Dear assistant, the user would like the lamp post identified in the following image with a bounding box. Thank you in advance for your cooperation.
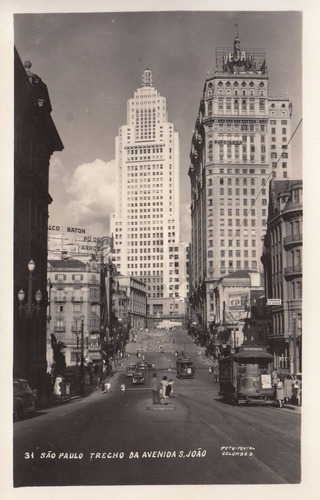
[80,313,85,395]
[17,260,42,383]
[47,278,52,324]
[18,260,42,317]
[292,312,297,375]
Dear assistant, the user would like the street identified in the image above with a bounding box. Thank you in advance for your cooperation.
[14,328,300,486]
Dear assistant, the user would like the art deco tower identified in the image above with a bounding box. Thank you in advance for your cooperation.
[111,69,187,324]
[188,32,292,328]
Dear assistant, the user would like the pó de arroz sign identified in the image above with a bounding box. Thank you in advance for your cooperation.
[48,225,110,254]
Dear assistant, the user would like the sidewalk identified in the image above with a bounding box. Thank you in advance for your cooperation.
[38,373,114,410]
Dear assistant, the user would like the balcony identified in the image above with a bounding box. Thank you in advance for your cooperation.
[90,295,100,304]
[72,296,83,303]
[54,296,66,303]
[283,233,303,248]
[89,277,100,284]
[54,325,66,333]
[284,264,302,278]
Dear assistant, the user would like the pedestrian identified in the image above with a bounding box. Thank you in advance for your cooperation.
[292,375,301,406]
[276,378,284,408]
[150,372,160,405]
[283,375,293,404]
[105,382,112,394]
[101,380,106,393]
[213,366,219,383]
[160,376,168,404]
[271,368,279,398]
[167,379,174,398]
[272,368,278,388]
[120,383,126,397]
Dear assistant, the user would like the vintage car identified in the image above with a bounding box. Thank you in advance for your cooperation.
[126,363,137,377]
[135,361,148,371]
[13,378,38,421]
[132,371,145,385]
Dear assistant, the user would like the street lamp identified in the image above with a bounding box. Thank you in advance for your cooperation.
[79,313,85,395]
[47,278,52,323]
[17,260,43,382]
[18,260,42,317]
[292,312,297,375]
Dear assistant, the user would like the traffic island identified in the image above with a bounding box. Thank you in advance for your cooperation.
[145,398,176,411]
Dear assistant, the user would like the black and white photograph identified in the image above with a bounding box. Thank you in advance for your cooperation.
[1,0,320,498]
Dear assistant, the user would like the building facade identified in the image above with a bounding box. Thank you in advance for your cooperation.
[188,32,292,332]
[110,69,187,325]
[14,50,63,393]
[262,180,302,373]
[117,276,147,330]
[212,270,264,350]
[47,259,101,372]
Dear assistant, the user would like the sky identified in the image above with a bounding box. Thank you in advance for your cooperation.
[13,10,302,241]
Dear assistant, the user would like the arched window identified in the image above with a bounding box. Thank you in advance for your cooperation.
[251,178,255,185]
[220,178,224,185]
[208,178,213,186]
[235,178,239,185]
[228,178,232,185]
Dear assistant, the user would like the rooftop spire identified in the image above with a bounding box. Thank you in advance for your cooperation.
[142,68,153,87]
[234,24,240,54]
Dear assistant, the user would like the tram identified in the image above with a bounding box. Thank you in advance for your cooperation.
[176,357,195,379]
[219,345,274,405]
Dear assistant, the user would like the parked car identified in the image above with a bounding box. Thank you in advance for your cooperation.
[135,361,148,371]
[13,378,38,421]
[126,364,137,377]
[132,371,145,385]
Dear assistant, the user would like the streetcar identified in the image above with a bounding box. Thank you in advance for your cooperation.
[218,345,274,405]
[176,357,195,379]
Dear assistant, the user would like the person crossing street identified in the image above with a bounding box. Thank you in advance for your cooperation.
[150,372,160,405]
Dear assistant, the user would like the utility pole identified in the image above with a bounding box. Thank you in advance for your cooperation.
[293,313,297,375]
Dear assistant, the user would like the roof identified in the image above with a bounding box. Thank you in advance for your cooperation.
[232,351,273,359]
[220,270,263,287]
[269,179,302,218]
[48,259,87,270]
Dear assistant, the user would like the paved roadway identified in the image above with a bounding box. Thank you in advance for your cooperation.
[13,328,300,486]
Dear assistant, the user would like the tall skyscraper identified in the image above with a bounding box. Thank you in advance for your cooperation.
[188,32,292,329]
[111,69,187,325]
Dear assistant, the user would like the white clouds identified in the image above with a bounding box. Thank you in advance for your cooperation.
[49,158,116,234]
[66,158,116,228]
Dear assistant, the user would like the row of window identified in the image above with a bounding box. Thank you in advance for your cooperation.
[217,188,266,196]
[219,261,258,269]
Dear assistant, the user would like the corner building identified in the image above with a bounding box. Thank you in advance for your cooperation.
[111,69,187,325]
[262,180,302,373]
[188,33,292,330]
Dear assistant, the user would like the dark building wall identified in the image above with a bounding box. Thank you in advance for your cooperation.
[14,48,63,392]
